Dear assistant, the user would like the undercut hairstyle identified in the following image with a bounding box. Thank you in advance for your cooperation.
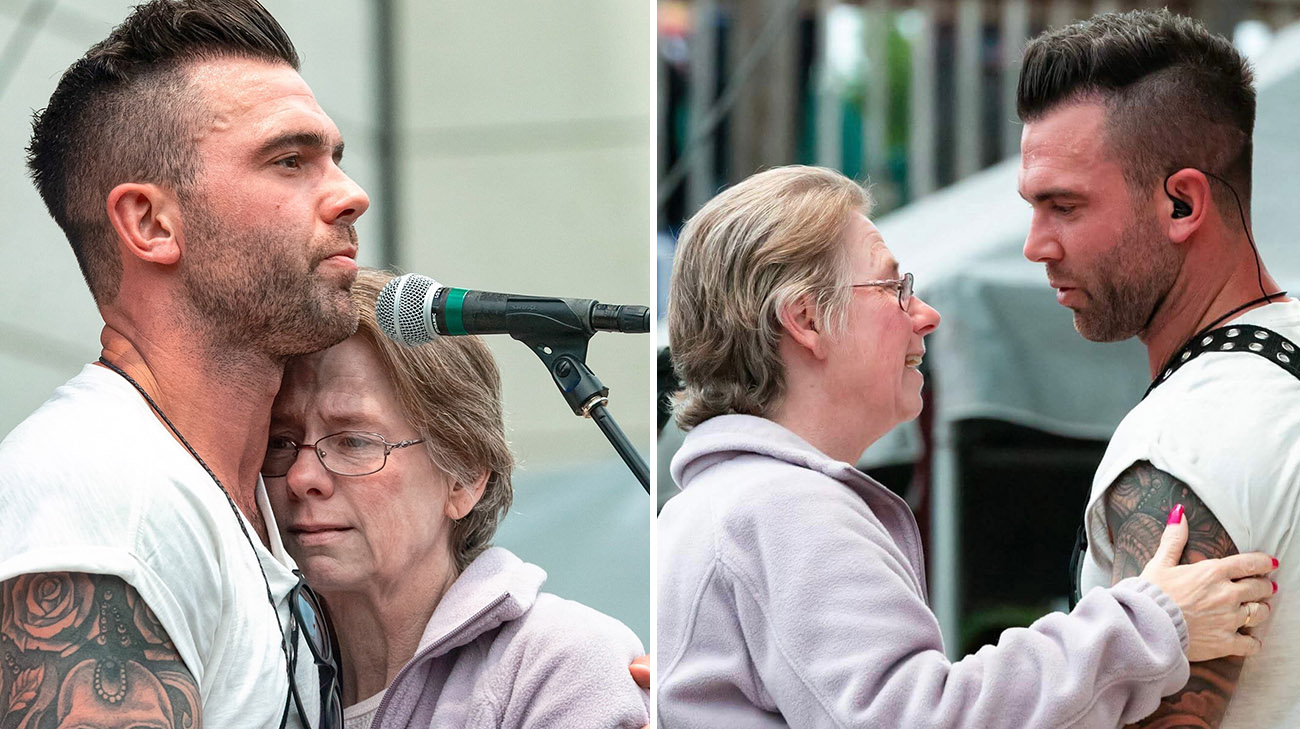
[351,269,515,573]
[1018,10,1255,223]
[27,0,300,305]
[669,165,871,429]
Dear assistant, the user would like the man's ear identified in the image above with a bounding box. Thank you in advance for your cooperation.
[776,293,829,360]
[445,471,489,521]
[1163,168,1212,245]
[106,183,183,265]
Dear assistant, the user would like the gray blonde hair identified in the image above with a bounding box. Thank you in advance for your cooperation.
[668,165,872,429]
[351,268,514,572]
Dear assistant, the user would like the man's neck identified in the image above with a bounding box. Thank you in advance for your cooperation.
[1139,237,1283,378]
[98,322,285,544]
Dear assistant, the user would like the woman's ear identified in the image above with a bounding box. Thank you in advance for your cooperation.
[777,293,829,360]
[445,471,490,521]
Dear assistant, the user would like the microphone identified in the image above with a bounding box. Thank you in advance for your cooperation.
[376,273,650,345]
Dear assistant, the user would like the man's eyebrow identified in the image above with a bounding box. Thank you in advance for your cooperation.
[1018,187,1081,204]
[255,131,345,162]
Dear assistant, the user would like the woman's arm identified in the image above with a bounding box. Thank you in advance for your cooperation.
[720,483,1190,729]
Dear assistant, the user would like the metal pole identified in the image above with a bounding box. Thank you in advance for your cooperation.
[908,0,937,197]
[931,416,962,659]
[374,0,401,267]
[1000,0,1029,161]
[814,0,842,170]
[688,0,720,212]
[863,0,892,183]
[954,0,982,178]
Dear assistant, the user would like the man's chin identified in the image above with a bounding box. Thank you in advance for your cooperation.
[270,298,359,358]
[308,304,360,353]
[1072,312,1137,343]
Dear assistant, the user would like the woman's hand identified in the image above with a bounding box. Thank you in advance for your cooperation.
[630,655,650,729]
[629,654,650,689]
[1140,506,1277,662]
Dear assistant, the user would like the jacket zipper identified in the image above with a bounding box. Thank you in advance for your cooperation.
[368,592,512,728]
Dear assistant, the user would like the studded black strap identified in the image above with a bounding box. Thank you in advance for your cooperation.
[1144,324,1300,399]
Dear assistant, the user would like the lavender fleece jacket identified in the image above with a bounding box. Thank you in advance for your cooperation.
[365,547,649,728]
[657,415,1191,729]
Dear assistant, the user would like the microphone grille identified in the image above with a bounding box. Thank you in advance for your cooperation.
[376,273,439,345]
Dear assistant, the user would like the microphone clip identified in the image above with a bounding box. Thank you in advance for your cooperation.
[517,332,608,418]
[516,330,649,493]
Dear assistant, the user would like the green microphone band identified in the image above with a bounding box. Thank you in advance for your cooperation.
[444,287,469,335]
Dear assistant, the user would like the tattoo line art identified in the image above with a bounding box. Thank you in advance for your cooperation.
[1105,461,1244,729]
[1,572,201,729]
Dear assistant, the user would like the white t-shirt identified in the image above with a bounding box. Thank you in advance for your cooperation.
[344,690,385,729]
[0,364,322,728]
[1081,299,1300,728]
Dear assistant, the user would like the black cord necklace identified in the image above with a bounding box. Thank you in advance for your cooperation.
[1148,291,1288,397]
[95,357,296,679]
[1156,168,1286,378]
[1192,291,1287,342]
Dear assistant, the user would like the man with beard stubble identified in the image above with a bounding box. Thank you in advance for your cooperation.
[0,2,365,727]
[1018,10,1297,728]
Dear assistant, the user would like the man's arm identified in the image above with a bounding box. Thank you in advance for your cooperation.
[1104,460,1243,729]
[1,572,202,729]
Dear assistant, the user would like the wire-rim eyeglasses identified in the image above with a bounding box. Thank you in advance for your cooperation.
[850,272,914,312]
[261,431,426,478]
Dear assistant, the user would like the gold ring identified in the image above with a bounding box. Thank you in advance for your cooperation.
[1244,601,1261,628]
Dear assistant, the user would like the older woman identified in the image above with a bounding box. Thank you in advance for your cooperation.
[657,166,1277,727]
[264,268,649,729]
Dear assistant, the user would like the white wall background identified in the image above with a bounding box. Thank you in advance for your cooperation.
[0,0,650,642]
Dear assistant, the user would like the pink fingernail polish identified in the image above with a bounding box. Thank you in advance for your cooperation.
[1167,504,1185,525]
[1273,581,1278,594]
[1274,557,1280,569]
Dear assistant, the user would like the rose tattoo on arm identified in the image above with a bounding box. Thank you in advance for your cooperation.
[1105,461,1244,729]
[0,572,202,729]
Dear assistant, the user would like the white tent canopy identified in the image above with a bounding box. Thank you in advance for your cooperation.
[871,22,1300,652]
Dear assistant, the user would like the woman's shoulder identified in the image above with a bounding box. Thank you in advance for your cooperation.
[684,451,868,513]
[508,592,644,655]
[691,456,880,539]
[477,591,649,727]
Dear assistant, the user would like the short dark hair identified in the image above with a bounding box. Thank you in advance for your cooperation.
[1018,10,1254,219]
[27,0,300,304]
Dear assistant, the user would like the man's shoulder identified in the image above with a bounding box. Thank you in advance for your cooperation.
[1121,342,1300,449]
[0,366,233,572]
[1,365,190,485]
[1,364,147,461]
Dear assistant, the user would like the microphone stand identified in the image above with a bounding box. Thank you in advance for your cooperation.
[514,331,650,494]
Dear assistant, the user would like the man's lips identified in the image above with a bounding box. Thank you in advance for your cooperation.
[318,249,358,277]
[1055,286,1085,307]
[323,247,358,263]
[1047,275,1083,306]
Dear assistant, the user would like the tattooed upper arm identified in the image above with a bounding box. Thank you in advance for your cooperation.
[0,572,202,729]
[1104,460,1243,729]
